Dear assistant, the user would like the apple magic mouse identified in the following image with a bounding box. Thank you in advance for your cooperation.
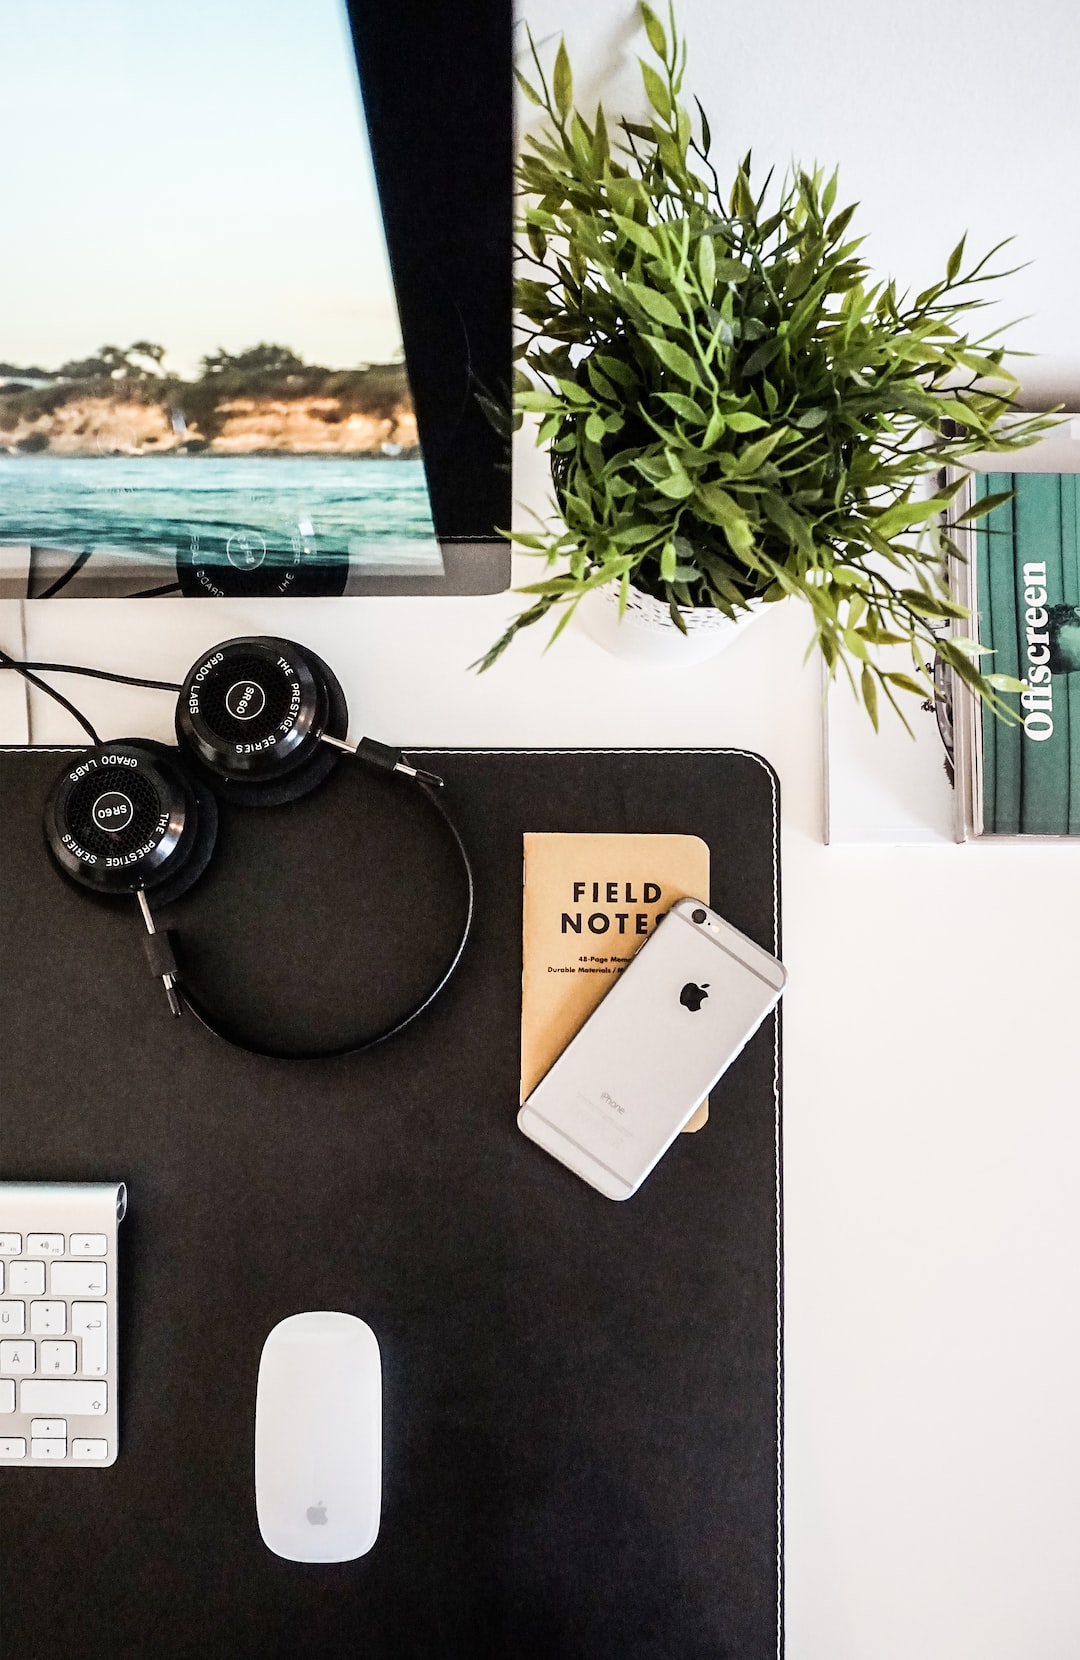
[255,1310,381,1562]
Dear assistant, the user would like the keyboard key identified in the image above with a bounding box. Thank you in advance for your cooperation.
[0,1302,25,1334]
[0,1341,35,1374]
[41,1341,77,1375]
[2,1182,123,1470]
[9,1262,46,1296]
[31,1418,67,1437]
[72,1304,107,1376]
[72,1438,109,1460]
[20,1380,107,1415]
[30,1301,66,1335]
[51,1262,107,1297]
[31,1438,67,1460]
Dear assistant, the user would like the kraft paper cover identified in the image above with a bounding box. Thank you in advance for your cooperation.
[520,832,711,1133]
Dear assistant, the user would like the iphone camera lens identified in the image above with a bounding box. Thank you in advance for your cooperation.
[691,908,707,924]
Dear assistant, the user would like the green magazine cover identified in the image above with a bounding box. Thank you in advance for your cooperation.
[975,473,1080,835]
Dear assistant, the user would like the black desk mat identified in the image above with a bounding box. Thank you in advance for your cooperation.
[0,746,783,1660]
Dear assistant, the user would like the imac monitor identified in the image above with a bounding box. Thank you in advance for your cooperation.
[0,0,511,599]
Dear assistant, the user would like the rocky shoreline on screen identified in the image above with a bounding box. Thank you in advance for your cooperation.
[0,346,419,457]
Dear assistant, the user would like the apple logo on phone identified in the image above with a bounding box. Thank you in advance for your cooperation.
[679,982,709,1012]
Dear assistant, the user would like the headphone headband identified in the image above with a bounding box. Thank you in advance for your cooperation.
[178,772,474,1061]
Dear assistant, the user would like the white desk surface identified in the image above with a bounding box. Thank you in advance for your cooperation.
[1,429,1077,1660]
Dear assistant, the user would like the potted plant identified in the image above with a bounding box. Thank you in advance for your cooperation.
[478,2,1052,727]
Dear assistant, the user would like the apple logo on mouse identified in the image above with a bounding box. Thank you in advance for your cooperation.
[680,982,709,1012]
[306,1501,328,1526]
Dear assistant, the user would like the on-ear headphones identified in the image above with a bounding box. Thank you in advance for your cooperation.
[42,636,474,1059]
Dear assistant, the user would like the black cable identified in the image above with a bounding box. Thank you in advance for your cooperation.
[0,647,101,744]
[37,549,94,600]
[2,660,182,692]
[174,773,475,1061]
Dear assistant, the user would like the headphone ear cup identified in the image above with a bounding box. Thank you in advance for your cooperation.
[217,647,348,807]
[177,639,349,808]
[134,741,219,904]
[43,739,217,902]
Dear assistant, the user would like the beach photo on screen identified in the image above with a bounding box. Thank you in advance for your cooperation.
[0,0,442,593]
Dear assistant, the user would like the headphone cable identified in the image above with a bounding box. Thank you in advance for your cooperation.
[0,647,102,744]
[0,658,181,693]
[0,652,183,743]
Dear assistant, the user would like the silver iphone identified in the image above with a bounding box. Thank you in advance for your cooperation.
[517,898,786,1200]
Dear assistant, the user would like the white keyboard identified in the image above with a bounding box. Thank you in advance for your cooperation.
[0,1181,126,1467]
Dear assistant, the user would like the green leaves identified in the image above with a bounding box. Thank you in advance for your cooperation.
[827,202,858,243]
[658,390,707,422]
[625,280,683,330]
[654,469,695,499]
[872,494,946,538]
[694,485,754,555]
[725,410,768,432]
[640,2,668,59]
[742,336,783,376]
[952,488,1014,524]
[553,39,573,123]
[554,379,595,407]
[762,489,813,556]
[727,429,786,475]
[514,67,543,107]
[491,11,1057,727]
[643,334,706,387]
[697,233,716,298]
[793,406,829,430]
[613,214,662,258]
[946,232,967,283]
[641,61,671,121]
[594,354,639,390]
[897,588,967,621]
[883,671,930,698]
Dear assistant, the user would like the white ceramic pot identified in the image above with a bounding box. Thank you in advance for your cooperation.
[577,581,768,667]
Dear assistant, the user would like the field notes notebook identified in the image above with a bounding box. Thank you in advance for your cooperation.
[520,833,711,1133]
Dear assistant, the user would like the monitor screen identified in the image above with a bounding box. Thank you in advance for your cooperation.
[0,0,510,599]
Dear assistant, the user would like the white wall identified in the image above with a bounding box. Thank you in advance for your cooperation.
[518,0,1080,406]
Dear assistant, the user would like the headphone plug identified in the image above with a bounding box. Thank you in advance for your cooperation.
[324,733,445,789]
[136,890,182,1017]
